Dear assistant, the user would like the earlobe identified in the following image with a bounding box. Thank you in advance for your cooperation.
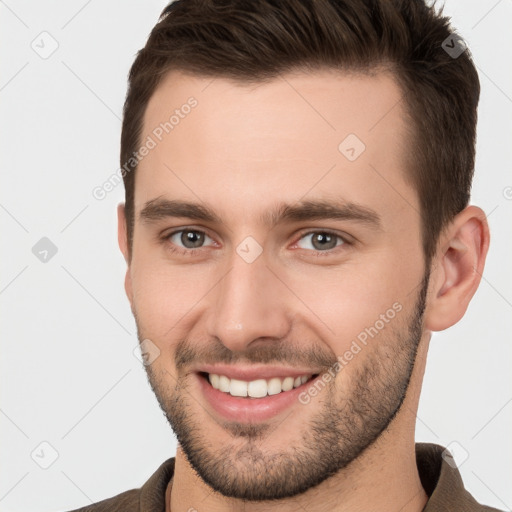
[424,206,490,332]
[117,203,134,305]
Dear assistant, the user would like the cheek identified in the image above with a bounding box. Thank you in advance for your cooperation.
[130,260,215,340]
[282,256,414,351]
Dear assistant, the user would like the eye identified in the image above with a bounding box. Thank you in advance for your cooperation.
[166,229,215,250]
[296,231,347,251]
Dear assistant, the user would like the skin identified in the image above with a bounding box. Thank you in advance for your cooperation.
[117,69,490,512]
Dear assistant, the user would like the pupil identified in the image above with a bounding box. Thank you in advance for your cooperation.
[182,230,204,248]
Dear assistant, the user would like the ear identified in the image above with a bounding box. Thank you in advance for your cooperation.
[424,205,490,332]
[117,203,133,306]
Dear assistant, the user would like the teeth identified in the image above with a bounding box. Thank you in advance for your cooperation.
[267,377,282,396]
[207,373,314,398]
[218,375,230,393]
[281,376,294,391]
[247,379,267,398]
[209,373,220,389]
[230,378,248,397]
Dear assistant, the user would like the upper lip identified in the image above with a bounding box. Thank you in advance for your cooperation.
[195,364,321,381]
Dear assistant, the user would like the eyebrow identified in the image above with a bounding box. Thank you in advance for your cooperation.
[139,197,382,230]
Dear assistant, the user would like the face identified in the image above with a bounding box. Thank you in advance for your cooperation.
[122,69,430,500]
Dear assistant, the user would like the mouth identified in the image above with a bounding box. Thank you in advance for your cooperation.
[199,371,319,399]
[194,365,322,424]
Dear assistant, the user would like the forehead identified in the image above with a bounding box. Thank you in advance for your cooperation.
[136,68,417,228]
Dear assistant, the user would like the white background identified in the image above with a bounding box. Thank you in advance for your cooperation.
[1,1,511,511]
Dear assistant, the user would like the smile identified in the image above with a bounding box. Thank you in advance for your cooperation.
[204,372,317,398]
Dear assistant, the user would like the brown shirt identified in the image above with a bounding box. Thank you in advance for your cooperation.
[66,443,503,511]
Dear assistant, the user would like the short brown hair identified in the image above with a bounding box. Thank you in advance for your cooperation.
[121,0,480,266]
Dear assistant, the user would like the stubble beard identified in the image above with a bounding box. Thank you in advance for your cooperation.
[139,271,429,501]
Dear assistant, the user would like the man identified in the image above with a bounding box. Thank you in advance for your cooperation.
[70,0,500,510]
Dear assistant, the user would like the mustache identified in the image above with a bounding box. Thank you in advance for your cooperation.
[174,337,338,372]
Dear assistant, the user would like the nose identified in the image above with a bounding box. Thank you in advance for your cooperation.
[205,251,292,353]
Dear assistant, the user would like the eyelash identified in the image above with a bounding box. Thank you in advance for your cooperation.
[161,227,353,258]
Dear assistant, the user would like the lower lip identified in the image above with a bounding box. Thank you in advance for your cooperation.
[197,373,319,423]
